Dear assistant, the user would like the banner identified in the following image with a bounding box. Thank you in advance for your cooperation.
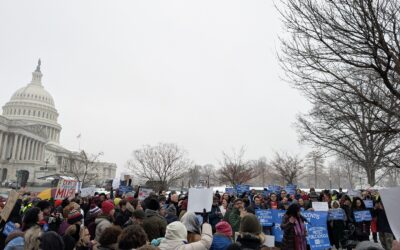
[55,178,77,200]
[353,210,372,222]
[0,190,19,221]
[328,209,345,221]
[272,210,286,242]
[187,188,213,213]
[312,202,329,212]
[80,187,96,197]
[364,200,373,209]
[307,226,331,250]
[235,184,250,196]
[256,209,273,226]
[138,188,153,201]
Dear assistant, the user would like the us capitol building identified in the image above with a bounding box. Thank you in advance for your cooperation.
[0,60,116,186]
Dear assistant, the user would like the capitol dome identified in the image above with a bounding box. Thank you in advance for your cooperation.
[2,60,62,143]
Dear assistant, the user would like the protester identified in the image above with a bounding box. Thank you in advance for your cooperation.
[94,200,115,242]
[209,196,223,232]
[374,199,394,250]
[118,225,148,250]
[281,203,307,250]
[210,221,232,250]
[226,198,245,232]
[142,198,167,242]
[328,200,346,249]
[97,226,122,250]
[39,231,65,250]
[352,197,371,242]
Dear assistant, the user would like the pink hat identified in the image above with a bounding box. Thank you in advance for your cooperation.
[216,221,233,237]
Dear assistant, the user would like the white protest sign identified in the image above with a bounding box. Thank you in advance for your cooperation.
[80,187,96,197]
[112,178,120,189]
[55,178,77,200]
[264,235,275,247]
[187,188,213,213]
[348,189,361,197]
[380,187,400,240]
[139,188,153,201]
[0,190,19,221]
[312,202,329,211]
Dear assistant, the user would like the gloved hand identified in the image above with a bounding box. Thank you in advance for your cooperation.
[202,208,209,224]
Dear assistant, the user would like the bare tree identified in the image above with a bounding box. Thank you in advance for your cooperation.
[252,157,275,187]
[127,143,192,190]
[70,150,103,188]
[305,151,325,188]
[279,0,400,127]
[270,152,304,185]
[217,148,257,186]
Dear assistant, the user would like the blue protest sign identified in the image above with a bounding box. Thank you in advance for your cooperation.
[364,200,373,209]
[354,210,372,222]
[3,221,16,236]
[263,188,270,198]
[285,184,297,195]
[267,185,281,194]
[272,210,286,242]
[307,226,331,250]
[235,184,250,196]
[328,209,345,221]
[118,185,133,195]
[256,209,273,226]
[301,211,328,226]
[225,187,235,195]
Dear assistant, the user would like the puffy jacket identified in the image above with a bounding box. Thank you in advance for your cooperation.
[159,223,213,250]
[210,234,231,250]
[142,209,167,241]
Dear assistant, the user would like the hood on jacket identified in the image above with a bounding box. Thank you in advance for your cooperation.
[165,221,187,241]
[95,216,110,225]
[180,212,201,234]
[145,208,161,218]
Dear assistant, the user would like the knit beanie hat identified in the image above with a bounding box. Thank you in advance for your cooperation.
[101,201,115,215]
[36,200,51,211]
[216,221,233,237]
[132,209,146,220]
[165,221,188,241]
[54,200,63,208]
[240,214,262,235]
[67,209,83,224]
[147,198,160,211]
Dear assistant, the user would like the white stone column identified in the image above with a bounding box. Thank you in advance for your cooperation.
[1,133,8,160]
[35,142,40,161]
[39,143,44,161]
[0,132,3,159]
[11,134,19,160]
[26,139,32,161]
[20,136,26,160]
[31,141,37,161]
[16,135,22,160]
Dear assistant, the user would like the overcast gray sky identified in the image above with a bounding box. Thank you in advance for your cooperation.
[0,0,310,173]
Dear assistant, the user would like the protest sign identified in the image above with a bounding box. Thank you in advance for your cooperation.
[112,178,120,189]
[364,199,373,209]
[354,210,372,222]
[312,202,329,212]
[1,190,19,221]
[348,189,361,197]
[55,178,77,200]
[285,184,297,195]
[272,210,286,242]
[2,221,16,236]
[225,187,235,195]
[301,211,328,226]
[307,226,331,250]
[187,188,213,213]
[328,209,345,221]
[256,209,274,226]
[138,188,153,201]
[264,235,275,247]
[118,185,133,195]
[235,184,250,196]
[267,185,281,194]
[380,187,400,240]
[80,186,96,197]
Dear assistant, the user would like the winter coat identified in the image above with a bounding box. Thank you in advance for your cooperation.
[227,208,241,233]
[351,209,371,241]
[209,205,223,231]
[280,215,306,250]
[142,209,167,241]
[227,234,268,250]
[210,233,231,250]
[114,209,131,228]
[159,223,213,250]
[4,231,25,250]
[375,208,392,234]
[94,216,112,242]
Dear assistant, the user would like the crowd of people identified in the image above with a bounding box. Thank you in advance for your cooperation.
[0,186,398,250]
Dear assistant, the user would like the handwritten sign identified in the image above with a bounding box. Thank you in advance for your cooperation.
[0,190,19,221]
[312,202,329,212]
[138,188,153,201]
[187,188,213,213]
[80,187,96,197]
[55,178,77,200]
[256,209,273,226]
[354,210,372,222]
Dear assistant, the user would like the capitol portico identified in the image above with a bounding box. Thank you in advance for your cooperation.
[0,60,116,185]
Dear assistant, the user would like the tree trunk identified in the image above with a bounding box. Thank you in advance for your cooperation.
[366,168,376,186]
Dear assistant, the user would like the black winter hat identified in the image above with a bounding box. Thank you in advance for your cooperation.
[36,200,51,211]
[147,198,160,211]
